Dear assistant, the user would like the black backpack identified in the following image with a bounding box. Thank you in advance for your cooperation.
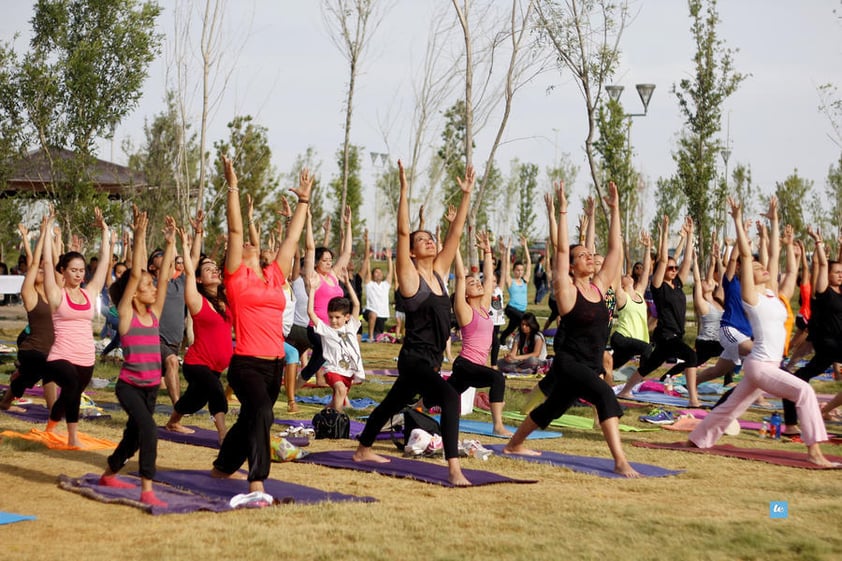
[390,407,442,451]
[312,407,351,439]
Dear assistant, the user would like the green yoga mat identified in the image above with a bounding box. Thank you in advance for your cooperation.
[493,410,657,432]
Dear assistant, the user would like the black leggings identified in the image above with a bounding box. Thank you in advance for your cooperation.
[174,363,228,417]
[639,336,698,377]
[609,332,653,371]
[10,349,48,398]
[108,380,158,479]
[300,325,325,381]
[783,338,842,426]
[213,355,282,482]
[490,325,502,366]
[498,305,525,346]
[449,356,506,403]
[530,352,623,427]
[45,360,94,423]
[359,348,461,459]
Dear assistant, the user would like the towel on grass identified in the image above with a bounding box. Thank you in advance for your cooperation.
[298,450,538,487]
[485,444,682,478]
[295,395,379,409]
[1,428,116,450]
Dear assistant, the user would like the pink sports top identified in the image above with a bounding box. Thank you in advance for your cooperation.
[458,306,493,366]
[48,288,95,366]
[184,297,234,372]
[119,311,162,387]
[312,272,344,324]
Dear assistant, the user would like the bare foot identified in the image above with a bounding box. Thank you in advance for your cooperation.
[807,453,841,468]
[502,444,541,456]
[449,471,472,487]
[614,461,642,478]
[67,438,82,449]
[165,422,195,434]
[210,468,247,480]
[617,392,633,400]
[287,401,299,413]
[2,404,26,413]
[352,448,391,463]
[687,402,704,409]
[492,427,514,438]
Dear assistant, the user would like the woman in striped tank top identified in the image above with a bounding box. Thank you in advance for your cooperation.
[98,211,176,506]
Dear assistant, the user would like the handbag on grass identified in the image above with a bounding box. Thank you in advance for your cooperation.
[312,407,351,439]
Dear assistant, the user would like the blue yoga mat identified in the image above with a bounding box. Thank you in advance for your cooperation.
[0,511,36,525]
[442,417,561,440]
[486,445,683,479]
[295,395,379,409]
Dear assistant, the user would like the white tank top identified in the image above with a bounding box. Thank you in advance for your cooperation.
[743,289,786,362]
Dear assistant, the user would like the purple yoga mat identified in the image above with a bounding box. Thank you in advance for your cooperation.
[485,445,683,478]
[633,441,842,470]
[275,418,392,441]
[0,384,44,397]
[297,450,538,487]
[152,469,376,505]
[157,426,309,449]
[58,473,230,515]
[2,403,110,423]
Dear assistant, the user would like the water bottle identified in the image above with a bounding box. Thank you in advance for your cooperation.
[759,421,769,438]
[664,375,673,394]
[770,412,782,440]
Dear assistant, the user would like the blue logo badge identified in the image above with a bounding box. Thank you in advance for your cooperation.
[770,501,788,519]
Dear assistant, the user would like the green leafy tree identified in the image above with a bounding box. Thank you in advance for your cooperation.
[513,161,539,240]
[285,147,325,240]
[773,169,813,237]
[208,115,281,245]
[125,91,200,241]
[328,144,365,247]
[650,177,686,242]
[8,0,161,240]
[672,0,745,261]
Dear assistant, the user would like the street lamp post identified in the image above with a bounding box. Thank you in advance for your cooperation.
[369,152,390,258]
[605,83,656,248]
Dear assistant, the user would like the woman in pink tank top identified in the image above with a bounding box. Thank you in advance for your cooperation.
[448,232,511,436]
[43,208,112,448]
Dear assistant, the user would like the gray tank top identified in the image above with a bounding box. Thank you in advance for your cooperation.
[697,306,723,341]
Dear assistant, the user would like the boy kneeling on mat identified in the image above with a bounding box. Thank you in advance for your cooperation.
[307,270,365,410]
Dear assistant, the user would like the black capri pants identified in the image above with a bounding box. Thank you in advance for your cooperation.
[174,363,229,417]
[638,336,698,377]
[449,356,506,403]
[108,380,159,479]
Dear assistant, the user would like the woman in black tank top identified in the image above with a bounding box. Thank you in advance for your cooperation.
[504,182,641,478]
[354,160,475,486]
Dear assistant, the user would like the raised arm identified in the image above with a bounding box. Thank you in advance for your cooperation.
[501,237,512,289]
[433,165,475,277]
[189,210,205,264]
[118,211,148,335]
[21,215,49,311]
[521,235,532,283]
[246,194,260,249]
[691,253,708,318]
[42,216,61,310]
[340,268,360,318]
[303,209,316,279]
[276,168,313,277]
[554,183,577,315]
[17,224,32,268]
[385,246,393,288]
[779,224,798,299]
[151,217,177,319]
[728,197,757,306]
[322,215,332,248]
[594,182,622,291]
[86,208,112,297]
[764,196,780,293]
[651,215,670,289]
[545,192,558,251]
[395,160,420,297]
[633,230,653,295]
[478,231,494,310]
[808,226,829,294]
[180,229,203,316]
[756,220,769,270]
[677,216,694,284]
[222,156,244,274]
[452,247,472,328]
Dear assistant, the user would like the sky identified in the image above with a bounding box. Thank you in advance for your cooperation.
[3,1,842,242]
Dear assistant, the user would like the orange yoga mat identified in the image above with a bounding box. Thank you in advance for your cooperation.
[0,428,117,450]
